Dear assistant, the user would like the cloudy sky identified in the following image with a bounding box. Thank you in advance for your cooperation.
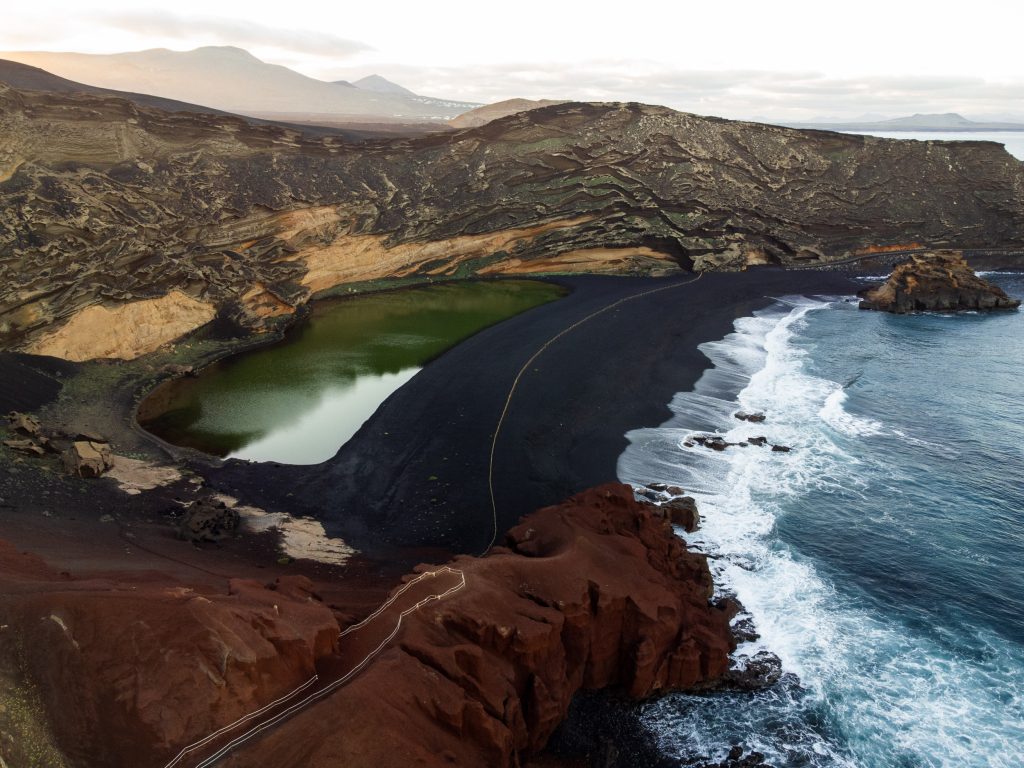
[4,0,1023,121]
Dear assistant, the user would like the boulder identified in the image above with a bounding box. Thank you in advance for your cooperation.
[177,498,241,542]
[661,496,701,532]
[771,444,792,453]
[747,436,768,446]
[858,251,1021,313]
[731,616,761,644]
[6,411,42,437]
[62,440,114,477]
[3,438,45,457]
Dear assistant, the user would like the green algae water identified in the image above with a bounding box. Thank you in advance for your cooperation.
[140,280,563,464]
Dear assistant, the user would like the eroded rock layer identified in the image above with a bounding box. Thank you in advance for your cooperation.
[3,84,1023,359]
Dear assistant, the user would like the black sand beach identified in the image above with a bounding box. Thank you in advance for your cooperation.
[208,269,860,559]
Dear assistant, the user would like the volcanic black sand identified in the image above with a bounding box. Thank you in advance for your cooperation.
[0,353,77,413]
[208,269,860,559]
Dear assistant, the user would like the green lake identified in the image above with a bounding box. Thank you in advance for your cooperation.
[139,280,563,464]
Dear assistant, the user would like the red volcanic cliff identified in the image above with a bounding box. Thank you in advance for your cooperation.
[222,484,734,767]
[0,484,733,767]
[0,541,339,768]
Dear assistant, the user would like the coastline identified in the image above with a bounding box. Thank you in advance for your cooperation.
[206,269,862,563]
[0,267,863,767]
[616,277,1024,767]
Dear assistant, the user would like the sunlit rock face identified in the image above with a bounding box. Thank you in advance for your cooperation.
[3,84,1023,359]
[858,251,1021,312]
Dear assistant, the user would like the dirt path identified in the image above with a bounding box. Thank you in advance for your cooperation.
[164,568,466,768]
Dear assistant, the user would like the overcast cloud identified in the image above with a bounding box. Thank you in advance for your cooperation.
[3,0,1023,122]
[349,62,1024,122]
[99,11,371,58]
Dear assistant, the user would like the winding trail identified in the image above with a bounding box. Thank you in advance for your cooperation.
[162,567,466,768]
[483,270,704,553]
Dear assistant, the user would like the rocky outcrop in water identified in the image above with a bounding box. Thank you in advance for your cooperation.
[2,81,1023,360]
[858,251,1021,313]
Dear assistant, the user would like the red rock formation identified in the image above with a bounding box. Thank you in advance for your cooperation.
[0,541,339,768]
[1,484,732,767]
[223,484,734,767]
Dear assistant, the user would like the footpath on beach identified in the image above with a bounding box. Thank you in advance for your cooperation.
[163,567,467,768]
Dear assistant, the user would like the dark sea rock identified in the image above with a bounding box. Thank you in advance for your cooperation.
[724,650,784,691]
[692,434,735,451]
[858,251,1021,313]
[661,496,701,531]
[732,616,761,644]
[735,411,766,423]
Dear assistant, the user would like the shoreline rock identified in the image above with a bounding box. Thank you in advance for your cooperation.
[858,251,1021,313]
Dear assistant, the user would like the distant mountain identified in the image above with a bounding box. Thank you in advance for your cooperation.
[790,112,1024,132]
[0,46,477,123]
[804,112,892,124]
[0,58,233,113]
[354,74,416,97]
[347,73,480,115]
[449,98,567,129]
[0,57,389,138]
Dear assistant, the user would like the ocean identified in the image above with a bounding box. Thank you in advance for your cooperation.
[842,131,1024,161]
[618,274,1024,767]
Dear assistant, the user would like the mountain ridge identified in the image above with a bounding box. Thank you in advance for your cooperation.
[2,85,1022,360]
[0,58,416,140]
[0,46,477,122]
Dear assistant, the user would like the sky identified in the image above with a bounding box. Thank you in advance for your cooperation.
[4,0,1023,121]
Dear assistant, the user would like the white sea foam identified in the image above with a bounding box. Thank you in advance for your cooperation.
[819,389,884,437]
[618,298,1024,767]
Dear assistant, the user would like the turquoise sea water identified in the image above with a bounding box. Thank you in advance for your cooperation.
[619,275,1024,767]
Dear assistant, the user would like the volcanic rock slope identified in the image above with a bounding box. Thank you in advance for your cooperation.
[2,84,1023,359]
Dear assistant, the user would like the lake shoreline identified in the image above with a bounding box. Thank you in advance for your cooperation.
[204,268,863,564]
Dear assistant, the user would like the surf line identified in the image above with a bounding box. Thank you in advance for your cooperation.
[484,270,704,554]
[162,567,467,768]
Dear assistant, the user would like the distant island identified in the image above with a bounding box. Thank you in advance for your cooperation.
[788,112,1024,132]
